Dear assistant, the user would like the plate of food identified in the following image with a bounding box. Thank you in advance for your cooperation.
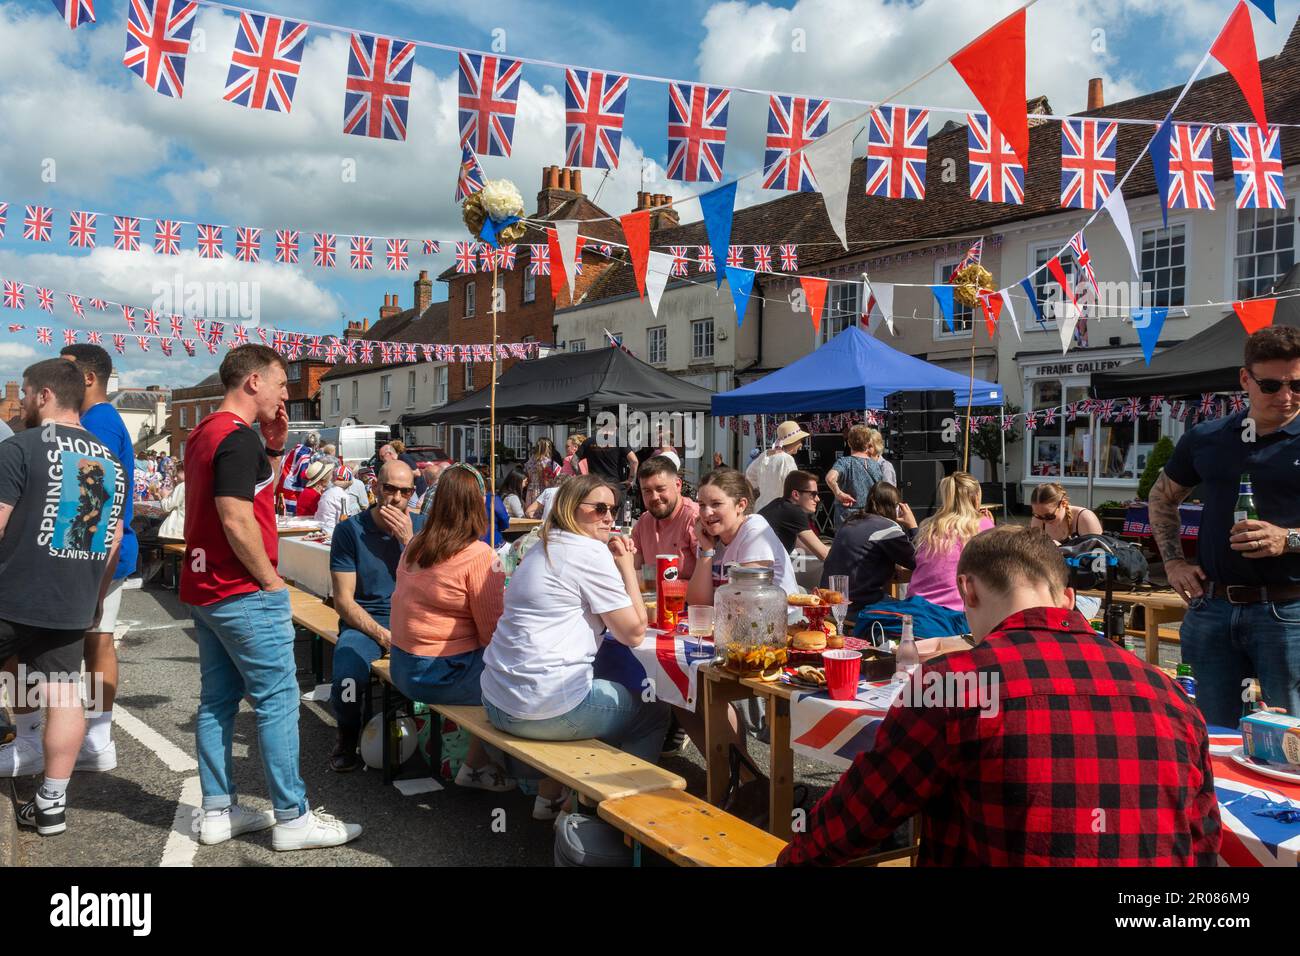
[1229,748,1300,785]
[781,665,827,690]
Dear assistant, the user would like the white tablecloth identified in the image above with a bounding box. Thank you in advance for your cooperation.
[279,537,332,598]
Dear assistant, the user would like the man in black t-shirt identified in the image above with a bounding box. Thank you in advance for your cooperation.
[578,423,638,491]
[758,470,829,560]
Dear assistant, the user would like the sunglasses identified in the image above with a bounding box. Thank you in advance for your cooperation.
[1247,370,1300,395]
[382,483,415,496]
[580,501,615,516]
[798,488,820,498]
[1031,511,1059,522]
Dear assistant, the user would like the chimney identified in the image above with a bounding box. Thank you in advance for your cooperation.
[414,270,432,315]
[1087,77,1104,111]
[650,194,680,230]
[4,382,15,403]
[545,165,560,189]
[379,293,401,321]
[559,168,572,191]
[571,170,583,195]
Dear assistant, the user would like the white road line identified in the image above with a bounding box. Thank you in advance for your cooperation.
[113,706,198,774]
[160,776,201,868]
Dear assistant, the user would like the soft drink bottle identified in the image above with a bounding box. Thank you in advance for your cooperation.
[1175,662,1197,700]
[895,615,919,680]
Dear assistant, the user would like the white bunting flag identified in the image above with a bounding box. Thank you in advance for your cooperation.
[999,289,1021,341]
[556,220,580,301]
[1102,185,1141,278]
[645,250,673,317]
[865,278,894,335]
[804,123,855,250]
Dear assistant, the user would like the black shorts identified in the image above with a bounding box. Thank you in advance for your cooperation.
[0,619,85,681]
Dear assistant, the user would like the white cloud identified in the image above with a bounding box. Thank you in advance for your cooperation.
[0,342,36,361]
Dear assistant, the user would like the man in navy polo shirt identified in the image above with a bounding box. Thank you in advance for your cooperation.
[1150,325,1300,726]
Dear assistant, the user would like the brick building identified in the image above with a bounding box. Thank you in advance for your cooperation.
[1,381,20,429]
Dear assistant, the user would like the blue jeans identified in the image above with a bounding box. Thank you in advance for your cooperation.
[390,646,485,707]
[191,588,308,822]
[484,679,671,765]
[1179,595,1300,728]
[330,626,385,733]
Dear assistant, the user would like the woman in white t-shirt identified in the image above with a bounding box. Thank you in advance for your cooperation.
[686,467,798,606]
[480,474,670,819]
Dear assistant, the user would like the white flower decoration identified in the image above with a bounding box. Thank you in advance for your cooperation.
[480,179,525,222]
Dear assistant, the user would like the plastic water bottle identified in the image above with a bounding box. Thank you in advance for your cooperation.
[895,615,919,680]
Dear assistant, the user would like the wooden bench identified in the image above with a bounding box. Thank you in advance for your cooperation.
[1080,588,1185,665]
[161,542,186,590]
[598,789,785,867]
[286,586,338,684]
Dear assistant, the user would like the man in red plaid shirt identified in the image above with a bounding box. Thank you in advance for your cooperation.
[779,526,1221,866]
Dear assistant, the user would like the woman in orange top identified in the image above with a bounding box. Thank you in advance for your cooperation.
[390,465,512,791]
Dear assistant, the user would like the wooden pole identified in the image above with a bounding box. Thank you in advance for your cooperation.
[963,338,976,472]
[489,260,499,545]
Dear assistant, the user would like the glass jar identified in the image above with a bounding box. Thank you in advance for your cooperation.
[713,566,788,675]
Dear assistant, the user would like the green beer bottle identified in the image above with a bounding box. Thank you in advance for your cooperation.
[1234,473,1259,524]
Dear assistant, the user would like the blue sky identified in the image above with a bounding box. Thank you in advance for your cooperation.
[0,0,1293,391]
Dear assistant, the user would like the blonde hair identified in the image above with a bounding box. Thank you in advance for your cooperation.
[1030,482,1069,510]
[540,474,614,561]
[846,424,872,453]
[567,433,586,449]
[914,471,984,558]
[532,437,556,462]
[864,427,885,457]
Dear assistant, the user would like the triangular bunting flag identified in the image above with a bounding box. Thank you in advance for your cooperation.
[1248,0,1276,21]
[1211,2,1268,131]
[978,290,1003,339]
[555,221,580,301]
[1233,298,1277,333]
[547,228,566,301]
[1150,119,1173,229]
[799,276,829,333]
[803,123,855,249]
[701,182,737,290]
[865,278,894,335]
[1134,307,1169,364]
[726,266,756,325]
[1102,185,1141,277]
[619,210,651,299]
[999,289,1022,341]
[950,8,1029,168]
[931,285,956,333]
[1018,278,1044,327]
[1046,256,1081,315]
[645,250,673,317]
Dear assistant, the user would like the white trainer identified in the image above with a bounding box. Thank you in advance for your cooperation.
[0,736,44,778]
[271,808,362,852]
[454,761,515,792]
[199,804,277,846]
[75,740,118,773]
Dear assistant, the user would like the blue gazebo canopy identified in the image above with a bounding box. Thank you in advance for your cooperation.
[711,326,1004,415]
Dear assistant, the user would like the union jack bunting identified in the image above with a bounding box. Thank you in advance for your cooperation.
[598,243,612,258]
[1068,231,1100,303]
[456,143,486,203]
[52,0,95,30]
[948,238,984,280]
[1099,399,1115,421]
[1124,398,1142,422]
[122,305,135,330]
[726,245,745,269]
[1149,397,1164,421]
[422,240,441,255]
[67,294,84,319]
[182,338,195,356]
[1228,393,1247,414]
[3,281,24,310]
[192,317,205,337]
[359,341,374,363]
[169,314,183,336]
[142,309,160,335]
[669,246,690,277]
[223,13,308,113]
[123,0,199,98]
[271,330,286,352]
[345,33,416,141]
[112,333,125,353]
[564,69,628,170]
[235,227,261,263]
[1042,407,1057,426]
[36,327,51,344]
[458,53,521,157]
[136,335,150,352]
[865,106,929,200]
[454,241,477,274]
[275,229,299,263]
[160,338,172,356]
[762,95,829,192]
[478,243,494,269]
[113,216,141,251]
[666,83,731,183]
[753,245,773,272]
[0,202,7,239]
[1060,119,1117,209]
[154,219,182,255]
[1228,125,1286,209]
[89,297,107,311]
[1199,393,1219,418]
[232,324,248,346]
[68,211,97,248]
[23,205,52,242]
[696,246,715,274]
[527,244,550,275]
[36,288,54,313]
[62,328,76,345]
[1025,411,1039,431]
[385,239,408,271]
[197,224,223,259]
[307,335,323,358]
[1167,124,1216,210]
[313,233,336,268]
[494,244,517,270]
[1066,402,1078,422]
[86,331,101,344]
[1208,728,1300,866]
[205,339,219,355]
[780,244,799,270]
[967,112,1024,204]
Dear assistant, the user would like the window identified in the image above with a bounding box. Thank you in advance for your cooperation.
[819,283,859,343]
[464,363,474,390]
[406,370,416,408]
[935,261,974,336]
[505,425,527,458]
[523,270,536,304]
[1140,224,1187,308]
[691,319,714,360]
[464,281,476,317]
[287,363,301,382]
[379,374,392,409]
[434,366,448,405]
[351,380,358,411]
[179,440,185,458]
[1027,382,1091,478]
[178,406,188,428]
[569,339,586,353]
[1234,198,1296,299]
[329,385,340,416]
[647,326,667,365]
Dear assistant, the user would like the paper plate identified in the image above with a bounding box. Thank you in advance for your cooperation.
[1229,747,1300,785]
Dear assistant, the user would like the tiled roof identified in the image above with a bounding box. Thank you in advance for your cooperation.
[320,301,450,381]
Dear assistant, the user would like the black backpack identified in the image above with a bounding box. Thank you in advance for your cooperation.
[1057,534,1150,590]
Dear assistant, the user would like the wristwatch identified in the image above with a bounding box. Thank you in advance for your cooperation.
[698,547,716,559]
[1287,529,1300,553]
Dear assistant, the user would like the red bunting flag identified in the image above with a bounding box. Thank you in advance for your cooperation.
[949,8,1028,168]
[619,210,650,299]
[1210,2,1268,131]
[798,276,828,334]
[978,290,1003,338]
[1233,297,1277,333]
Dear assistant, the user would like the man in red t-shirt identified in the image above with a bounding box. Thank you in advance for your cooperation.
[183,344,361,853]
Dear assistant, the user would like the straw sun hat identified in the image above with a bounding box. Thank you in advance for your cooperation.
[774,421,811,447]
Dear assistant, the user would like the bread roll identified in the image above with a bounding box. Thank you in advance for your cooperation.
[815,588,845,605]
[787,593,822,607]
[825,633,845,650]
[792,630,827,652]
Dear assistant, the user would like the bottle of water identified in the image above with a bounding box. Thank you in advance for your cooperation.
[895,615,919,680]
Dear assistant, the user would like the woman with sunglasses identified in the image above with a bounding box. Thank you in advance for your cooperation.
[1028,482,1102,543]
[480,474,668,819]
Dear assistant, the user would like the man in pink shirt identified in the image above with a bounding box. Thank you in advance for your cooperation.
[632,456,699,579]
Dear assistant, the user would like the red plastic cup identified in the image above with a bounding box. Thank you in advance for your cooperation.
[823,650,863,701]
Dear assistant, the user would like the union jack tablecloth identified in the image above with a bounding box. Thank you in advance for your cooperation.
[625,629,713,712]
[1208,727,1300,867]
[789,680,901,770]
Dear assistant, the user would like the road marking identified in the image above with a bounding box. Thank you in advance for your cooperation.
[114,706,198,774]
[160,776,201,868]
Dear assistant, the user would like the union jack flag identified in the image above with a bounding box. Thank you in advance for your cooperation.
[89,297,107,311]
[456,143,486,203]
[458,53,521,157]
[67,294,84,319]
[123,305,135,330]
[753,245,773,272]
[205,339,219,355]
[344,33,416,141]
[527,244,550,275]
[669,246,690,277]
[1098,399,1115,421]
[1199,393,1219,419]
[726,245,745,269]
[564,69,628,170]
[780,244,799,270]
[235,227,261,263]
[136,335,150,352]
[968,112,1024,204]
[232,324,248,346]
[477,242,493,270]
[1148,396,1164,421]
[161,337,176,356]
[86,331,101,344]
[271,330,287,353]
[123,0,199,99]
[113,216,141,251]
[154,219,181,255]
[494,244,517,270]
[1123,398,1141,422]
[359,341,374,363]
[1228,392,1247,414]
[37,327,51,344]
[1043,407,1057,426]
[1066,402,1078,422]
[197,224,223,259]
[182,338,195,356]
[169,314,183,336]
[1068,231,1100,303]
[422,240,441,255]
[223,13,308,113]
[1209,730,1300,867]
[63,328,77,345]
[23,205,52,242]
[142,309,160,335]
[37,288,54,313]
[454,241,477,274]
[192,317,205,337]
[696,246,715,274]
[68,211,97,248]
[275,229,299,263]
[1167,124,1216,210]
[307,335,323,358]
[762,95,829,192]
[666,83,731,183]
[1060,119,1117,209]
[52,0,95,30]
[313,233,336,268]
[865,106,929,200]
[350,237,373,270]
[4,281,24,310]
[112,333,125,354]
[948,238,985,280]
[1228,125,1286,210]
[385,239,408,271]
[0,202,6,239]
[1025,411,1038,431]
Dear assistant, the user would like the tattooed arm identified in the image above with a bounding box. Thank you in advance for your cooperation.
[1148,472,1206,602]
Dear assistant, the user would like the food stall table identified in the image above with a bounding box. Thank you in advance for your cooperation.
[1207,726,1300,867]
[502,517,542,539]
